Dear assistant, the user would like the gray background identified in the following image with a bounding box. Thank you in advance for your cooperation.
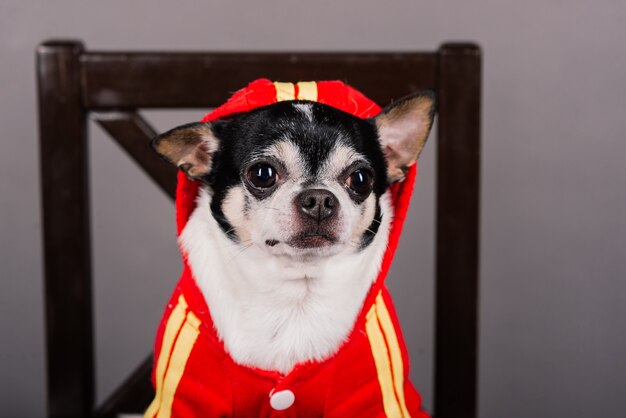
[1,0,625,417]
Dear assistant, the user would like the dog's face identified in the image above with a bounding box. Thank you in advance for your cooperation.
[153,92,435,260]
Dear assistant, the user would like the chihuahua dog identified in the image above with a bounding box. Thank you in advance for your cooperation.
[152,91,435,376]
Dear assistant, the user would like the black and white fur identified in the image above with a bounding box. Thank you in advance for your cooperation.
[153,93,435,374]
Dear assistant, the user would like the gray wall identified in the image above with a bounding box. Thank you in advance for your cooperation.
[1,1,625,417]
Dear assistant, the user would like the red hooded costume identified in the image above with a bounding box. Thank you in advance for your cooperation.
[144,79,429,418]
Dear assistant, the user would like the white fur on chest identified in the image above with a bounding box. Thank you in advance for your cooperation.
[179,188,392,374]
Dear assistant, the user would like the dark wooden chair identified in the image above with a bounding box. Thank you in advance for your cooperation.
[37,39,481,418]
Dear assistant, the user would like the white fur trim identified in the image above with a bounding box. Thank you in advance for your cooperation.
[179,189,393,374]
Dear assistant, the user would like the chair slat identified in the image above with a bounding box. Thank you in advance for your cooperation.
[94,355,155,418]
[80,52,437,109]
[94,112,177,199]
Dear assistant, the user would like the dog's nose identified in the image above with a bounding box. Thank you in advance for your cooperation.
[297,189,338,221]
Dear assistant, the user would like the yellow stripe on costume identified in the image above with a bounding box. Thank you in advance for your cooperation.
[376,294,411,418]
[296,81,318,101]
[156,311,201,418]
[144,295,188,418]
[366,302,403,418]
[274,82,296,101]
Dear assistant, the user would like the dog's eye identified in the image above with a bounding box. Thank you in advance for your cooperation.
[247,163,277,189]
[346,169,373,195]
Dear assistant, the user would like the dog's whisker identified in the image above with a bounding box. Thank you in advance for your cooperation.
[223,226,238,235]
[226,242,255,265]
[215,239,252,250]
[347,241,361,249]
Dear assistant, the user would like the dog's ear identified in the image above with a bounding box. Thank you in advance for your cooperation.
[373,91,436,182]
[152,122,220,180]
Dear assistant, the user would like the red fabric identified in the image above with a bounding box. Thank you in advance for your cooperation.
[148,79,428,417]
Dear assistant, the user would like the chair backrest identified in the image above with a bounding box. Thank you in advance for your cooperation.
[37,40,481,418]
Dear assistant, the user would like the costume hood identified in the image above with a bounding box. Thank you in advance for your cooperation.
[175,79,417,314]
